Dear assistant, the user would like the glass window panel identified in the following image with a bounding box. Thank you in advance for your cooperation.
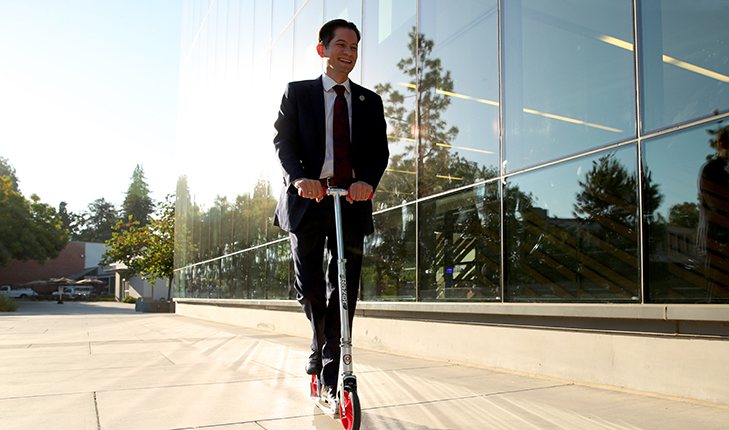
[272,0,295,37]
[230,251,255,299]
[324,0,362,25]
[362,204,417,301]
[225,0,241,81]
[504,145,641,302]
[293,0,324,80]
[363,0,417,209]
[502,0,636,173]
[643,120,729,303]
[416,0,499,197]
[267,241,295,299]
[253,0,272,64]
[639,0,729,134]
[271,29,295,96]
[249,247,267,299]
[236,0,255,83]
[212,0,227,84]
[270,3,295,91]
[418,183,501,302]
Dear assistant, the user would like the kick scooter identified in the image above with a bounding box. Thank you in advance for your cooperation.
[308,187,363,430]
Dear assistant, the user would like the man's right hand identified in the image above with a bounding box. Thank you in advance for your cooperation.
[294,178,325,202]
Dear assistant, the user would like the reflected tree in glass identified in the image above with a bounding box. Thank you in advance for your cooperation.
[506,150,658,302]
[418,175,502,302]
[572,154,654,299]
[362,206,416,301]
[375,28,490,204]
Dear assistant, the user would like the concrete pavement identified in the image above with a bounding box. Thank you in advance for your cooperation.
[1,300,728,430]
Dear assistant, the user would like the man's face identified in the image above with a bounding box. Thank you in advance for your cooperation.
[318,27,358,81]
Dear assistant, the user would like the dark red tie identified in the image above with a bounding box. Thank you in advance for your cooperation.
[333,85,352,187]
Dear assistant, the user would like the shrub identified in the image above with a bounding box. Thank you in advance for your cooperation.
[0,295,18,312]
[122,296,137,303]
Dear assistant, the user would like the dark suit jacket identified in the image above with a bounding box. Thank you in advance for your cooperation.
[273,76,389,234]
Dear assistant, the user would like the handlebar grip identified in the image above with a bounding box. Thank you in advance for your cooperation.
[347,189,374,200]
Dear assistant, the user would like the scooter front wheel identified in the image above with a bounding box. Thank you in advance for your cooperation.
[339,387,361,430]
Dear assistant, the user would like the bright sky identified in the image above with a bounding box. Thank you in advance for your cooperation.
[0,0,182,214]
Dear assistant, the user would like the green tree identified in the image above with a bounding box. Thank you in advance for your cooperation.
[668,202,700,229]
[0,157,19,191]
[101,195,176,300]
[75,198,121,242]
[0,176,69,266]
[123,164,155,227]
[58,201,80,238]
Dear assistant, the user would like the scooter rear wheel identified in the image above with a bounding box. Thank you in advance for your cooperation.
[339,387,361,430]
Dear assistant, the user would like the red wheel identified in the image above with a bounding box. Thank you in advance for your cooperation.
[339,387,361,430]
[310,374,319,398]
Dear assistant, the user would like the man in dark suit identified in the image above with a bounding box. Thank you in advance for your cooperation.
[272,19,389,404]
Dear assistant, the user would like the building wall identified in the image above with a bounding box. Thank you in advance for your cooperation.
[174,0,729,305]
[115,273,170,301]
[0,241,86,286]
[172,0,729,405]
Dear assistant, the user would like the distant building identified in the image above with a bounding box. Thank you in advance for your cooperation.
[0,241,114,293]
[104,262,169,301]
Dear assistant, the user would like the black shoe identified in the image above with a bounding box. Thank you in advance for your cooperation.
[306,352,322,375]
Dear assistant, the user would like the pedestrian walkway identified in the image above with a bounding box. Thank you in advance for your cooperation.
[1,301,727,430]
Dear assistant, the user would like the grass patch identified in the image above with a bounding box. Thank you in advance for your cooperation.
[122,296,137,303]
[0,295,18,312]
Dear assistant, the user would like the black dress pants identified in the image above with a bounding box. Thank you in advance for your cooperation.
[289,196,364,386]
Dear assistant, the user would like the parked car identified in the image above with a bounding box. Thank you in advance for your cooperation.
[0,285,38,299]
[51,287,94,301]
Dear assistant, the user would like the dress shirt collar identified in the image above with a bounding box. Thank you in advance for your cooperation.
[322,74,351,94]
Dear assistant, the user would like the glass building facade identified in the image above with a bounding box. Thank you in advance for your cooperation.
[174,0,729,305]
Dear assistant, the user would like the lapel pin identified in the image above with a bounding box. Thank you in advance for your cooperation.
[359,95,365,101]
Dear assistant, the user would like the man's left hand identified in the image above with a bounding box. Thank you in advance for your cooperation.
[347,181,373,204]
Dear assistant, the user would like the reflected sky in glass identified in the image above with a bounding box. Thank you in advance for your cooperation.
[503,0,636,172]
[639,0,729,133]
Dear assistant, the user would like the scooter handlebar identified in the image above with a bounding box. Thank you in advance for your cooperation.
[323,187,374,200]
[296,185,374,200]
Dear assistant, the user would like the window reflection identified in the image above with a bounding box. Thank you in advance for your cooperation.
[174,175,283,266]
[362,204,417,300]
[502,0,636,172]
[293,0,324,80]
[419,183,501,301]
[374,0,499,202]
[639,0,729,133]
[644,121,729,303]
[363,1,417,208]
[266,241,294,299]
[505,146,641,302]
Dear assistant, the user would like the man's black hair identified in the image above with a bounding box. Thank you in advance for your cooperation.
[319,19,361,48]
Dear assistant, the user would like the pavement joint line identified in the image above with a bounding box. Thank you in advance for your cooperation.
[0,336,240,350]
[0,375,304,401]
[356,363,461,375]
[362,383,574,413]
[93,391,101,430]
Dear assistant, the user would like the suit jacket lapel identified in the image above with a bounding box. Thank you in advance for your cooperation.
[350,82,363,146]
[309,77,326,150]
